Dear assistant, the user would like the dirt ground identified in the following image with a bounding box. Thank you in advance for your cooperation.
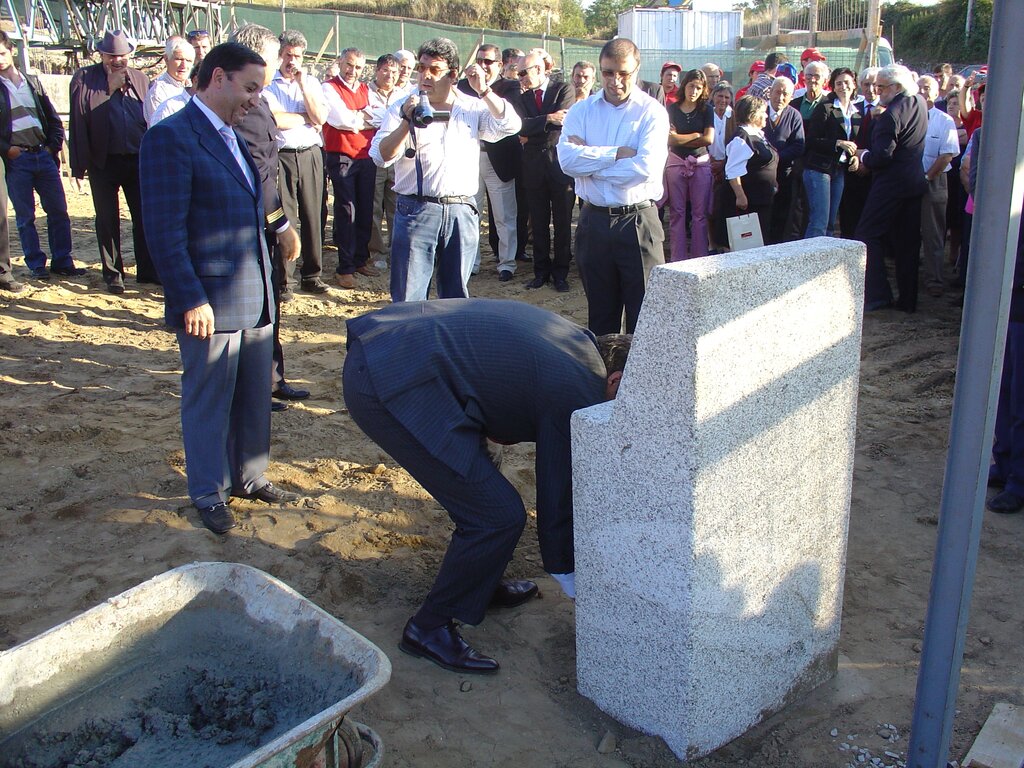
[0,178,1021,768]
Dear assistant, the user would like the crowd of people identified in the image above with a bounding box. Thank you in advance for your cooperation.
[0,27,1012,670]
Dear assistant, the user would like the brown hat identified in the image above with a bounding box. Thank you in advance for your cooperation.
[96,30,135,56]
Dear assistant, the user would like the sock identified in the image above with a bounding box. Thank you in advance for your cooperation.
[550,572,576,599]
[412,606,450,630]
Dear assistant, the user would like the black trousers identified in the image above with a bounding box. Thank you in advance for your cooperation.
[575,203,664,335]
[523,147,574,281]
[325,152,375,275]
[343,341,525,625]
[268,230,286,391]
[0,161,12,282]
[88,154,155,284]
[857,191,923,311]
[279,147,325,285]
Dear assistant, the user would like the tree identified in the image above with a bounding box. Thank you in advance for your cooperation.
[584,0,633,38]
[555,0,587,38]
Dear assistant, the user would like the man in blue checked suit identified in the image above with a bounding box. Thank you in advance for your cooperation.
[140,43,299,535]
[343,298,631,673]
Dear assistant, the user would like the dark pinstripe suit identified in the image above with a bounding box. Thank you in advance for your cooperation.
[343,299,607,624]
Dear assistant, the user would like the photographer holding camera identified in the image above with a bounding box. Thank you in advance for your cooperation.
[370,38,521,303]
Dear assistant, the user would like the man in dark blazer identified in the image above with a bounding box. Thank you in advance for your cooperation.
[855,65,928,312]
[344,299,630,673]
[69,30,155,292]
[764,76,805,244]
[230,23,307,411]
[515,51,576,292]
[457,44,522,281]
[140,43,299,535]
[839,67,881,239]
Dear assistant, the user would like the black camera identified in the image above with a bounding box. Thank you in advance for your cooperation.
[410,91,451,129]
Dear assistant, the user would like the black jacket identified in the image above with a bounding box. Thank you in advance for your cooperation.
[863,91,928,199]
[0,72,64,161]
[803,94,863,176]
[457,77,523,182]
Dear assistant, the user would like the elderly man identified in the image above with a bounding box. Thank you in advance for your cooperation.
[265,30,328,295]
[366,54,402,270]
[917,74,959,298]
[516,49,575,292]
[458,43,522,282]
[69,29,154,292]
[764,76,805,244]
[145,36,194,125]
[393,49,416,95]
[370,37,521,302]
[838,67,881,239]
[0,31,82,282]
[780,59,830,241]
[557,38,669,334]
[322,47,379,290]
[855,65,928,312]
[186,29,211,66]
[701,62,722,90]
[571,60,596,103]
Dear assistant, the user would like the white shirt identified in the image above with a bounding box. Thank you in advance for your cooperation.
[556,88,669,207]
[322,77,371,132]
[192,95,254,191]
[922,106,959,174]
[145,71,188,126]
[710,105,733,160]
[367,82,401,128]
[724,125,765,180]
[264,70,325,149]
[369,89,521,197]
[150,90,189,125]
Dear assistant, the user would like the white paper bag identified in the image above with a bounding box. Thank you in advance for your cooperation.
[726,213,764,251]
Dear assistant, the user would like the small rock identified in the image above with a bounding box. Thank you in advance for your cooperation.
[831,728,839,737]
[912,641,922,653]
[559,675,569,685]
[885,751,900,759]
[372,463,386,475]
[877,728,892,739]
[979,635,992,646]
[857,754,866,763]
[597,730,616,754]
[459,680,472,693]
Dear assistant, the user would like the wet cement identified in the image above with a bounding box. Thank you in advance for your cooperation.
[0,591,361,768]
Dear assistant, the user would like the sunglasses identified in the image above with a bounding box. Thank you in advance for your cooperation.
[186,29,208,40]
[517,64,540,78]
[414,63,450,77]
[476,57,499,66]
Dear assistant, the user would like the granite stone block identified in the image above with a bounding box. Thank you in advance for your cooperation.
[571,238,866,760]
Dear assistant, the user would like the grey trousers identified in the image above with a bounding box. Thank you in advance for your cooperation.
[922,173,949,289]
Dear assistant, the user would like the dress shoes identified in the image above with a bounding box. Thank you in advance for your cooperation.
[0,277,24,292]
[987,490,1024,514]
[107,282,125,295]
[273,383,310,400]
[51,266,87,277]
[29,266,50,279]
[553,278,570,293]
[199,502,236,534]
[236,482,300,504]
[280,288,294,303]
[302,277,331,294]
[988,473,1006,488]
[271,400,288,412]
[515,252,532,262]
[399,619,499,674]
[498,270,513,283]
[524,276,548,289]
[336,273,357,289]
[489,579,539,609]
[356,264,380,277]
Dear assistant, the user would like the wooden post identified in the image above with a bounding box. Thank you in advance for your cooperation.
[770,0,779,36]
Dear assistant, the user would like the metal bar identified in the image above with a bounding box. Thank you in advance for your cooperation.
[906,0,1024,765]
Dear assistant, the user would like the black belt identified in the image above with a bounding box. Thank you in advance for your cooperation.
[402,194,475,206]
[279,146,318,153]
[584,200,655,216]
[16,144,47,153]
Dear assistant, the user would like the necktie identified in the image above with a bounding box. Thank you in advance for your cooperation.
[219,125,253,191]
[534,89,543,111]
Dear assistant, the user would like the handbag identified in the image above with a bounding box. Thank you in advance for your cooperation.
[726,213,764,251]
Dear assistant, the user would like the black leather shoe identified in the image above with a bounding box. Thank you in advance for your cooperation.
[553,278,570,293]
[273,383,310,400]
[237,482,300,504]
[271,400,288,412]
[498,271,513,282]
[199,502,235,534]
[107,282,125,295]
[490,579,539,608]
[988,474,1006,488]
[399,619,499,674]
[302,277,331,294]
[525,276,548,289]
[50,266,87,277]
[515,252,532,262]
[987,490,1024,514]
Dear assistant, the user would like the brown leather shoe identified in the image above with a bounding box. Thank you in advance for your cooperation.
[355,264,380,277]
[399,619,499,674]
[335,273,357,289]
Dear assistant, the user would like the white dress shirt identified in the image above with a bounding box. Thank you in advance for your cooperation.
[556,87,669,207]
[264,70,324,149]
[369,89,521,198]
[922,106,960,174]
[150,90,190,125]
[710,105,733,160]
[145,71,188,126]
[322,77,371,132]
[367,83,401,128]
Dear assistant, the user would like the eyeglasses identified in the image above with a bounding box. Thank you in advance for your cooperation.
[414,63,450,77]
[517,64,541,78]
[476,57,499,66]
[600,63,640,82]
[186,29,208,41]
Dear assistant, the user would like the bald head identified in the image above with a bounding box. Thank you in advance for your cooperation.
[518,51,545,90]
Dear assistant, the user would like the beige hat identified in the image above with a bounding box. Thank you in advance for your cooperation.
[95,30,135,56]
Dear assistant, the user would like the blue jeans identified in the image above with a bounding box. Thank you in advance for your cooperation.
[803,168,845,239]
[6,150,73,270]
[389,195,479,302]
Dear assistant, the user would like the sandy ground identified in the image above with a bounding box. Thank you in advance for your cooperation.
[0,178,1022,768]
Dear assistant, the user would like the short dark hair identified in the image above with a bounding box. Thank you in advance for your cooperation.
[502,48,524,65]
[596,334,632,376]
[418,37,459,76]
[678,69,709,110]
[196,42,265,91]
[764,52,788,71]
[735,94,767,125]
[0,30,13,54]
[478,43,500,60]
[573,60,595,73]
[376,53,398,70]
[600,38,640,64]
[828,67,856,92]
[186,29,210,44]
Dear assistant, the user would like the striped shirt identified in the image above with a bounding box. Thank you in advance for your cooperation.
[1,75,45,148]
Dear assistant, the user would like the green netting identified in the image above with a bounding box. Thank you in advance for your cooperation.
[223,3,602,72]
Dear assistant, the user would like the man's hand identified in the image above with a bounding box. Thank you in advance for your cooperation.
[278,227,301,262]
[106,69,127,94]
[465,63,488,95]
[615,146,637,160]
[401,93,421,121]
[547,109,568,126]
[184,304,215,339]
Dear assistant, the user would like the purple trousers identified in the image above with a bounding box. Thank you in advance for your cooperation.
[666,156,713,262]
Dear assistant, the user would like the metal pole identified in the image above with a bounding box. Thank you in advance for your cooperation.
[906,1,1024,766]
